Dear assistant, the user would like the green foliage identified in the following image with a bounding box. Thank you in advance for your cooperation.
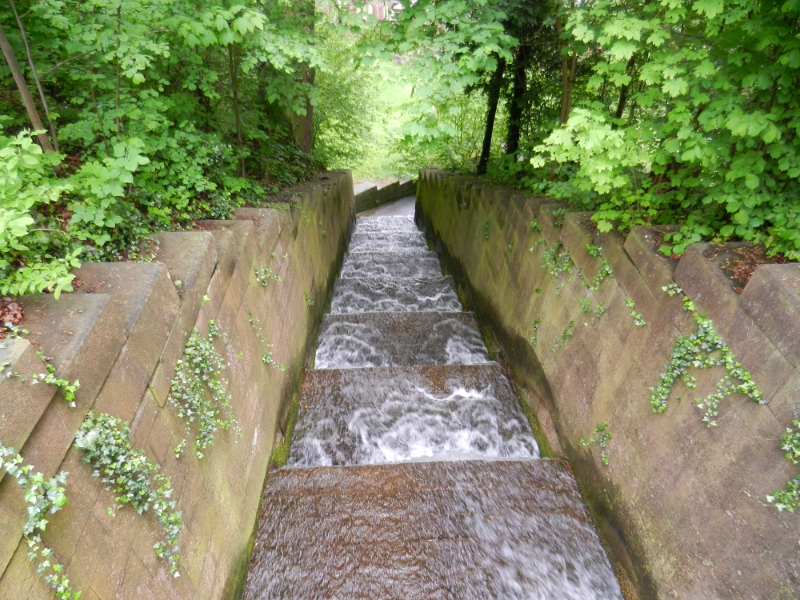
[541,243,573,278]
[586,244,602,258]
[588,260,614,291]
[312,24,373,169]
[0,0,337,295]
[650,297,763,426]
[529,317,541,347]
[551,321,574,352]
[3,349,81,406]
[550,207,566,228]
[74,411,181,576]
[625,297,646,327]
[768,421,800,513]
[530,0,800,259]
[482,219,491,240]
[0,129,78,298]
[169,321,240,459]
[0,445,78,598]
[254,267,281,288]
[580,422,612,466]
[530,219,541,232]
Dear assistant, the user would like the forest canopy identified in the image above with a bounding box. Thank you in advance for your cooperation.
[1,0,798,298]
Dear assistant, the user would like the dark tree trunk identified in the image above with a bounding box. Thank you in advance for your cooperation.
[294,0,315,155]
[477,57,506,176]
[506,47,529,156]
[0,22,54,152]
[612,56,636,128]
[10,0,58,152]
[557,14,577,126]
[297,65,315,155]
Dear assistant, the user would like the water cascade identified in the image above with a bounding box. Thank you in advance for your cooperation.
[244,204,623,599]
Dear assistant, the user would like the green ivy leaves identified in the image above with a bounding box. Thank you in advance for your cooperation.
[169,321,240,459]
[0,444,78,598]
[649,296,763,426]
[75,411,182,577]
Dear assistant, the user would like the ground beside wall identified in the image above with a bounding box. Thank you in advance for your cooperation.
[417,169,800,600]
[0,171,354,599]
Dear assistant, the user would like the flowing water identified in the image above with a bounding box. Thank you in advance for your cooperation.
[244,204,623,599]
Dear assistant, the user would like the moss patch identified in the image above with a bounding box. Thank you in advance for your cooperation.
[270,389,300,469]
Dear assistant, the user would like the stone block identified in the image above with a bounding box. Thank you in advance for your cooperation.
[765,369,800,426]
[19,293,126,476]
[42,445,102,565]
[234,207,286,267]
[151,231,217,305]
[560,211,600,280]
[131,388,161,449]
[740,263,800,372]
[674,243,744,324]
[537,203,567,246]
[0,338,55,454]
[623,226,679,298]
[75,262,180,422]
[147,231,217,406]
[0,470,26,578]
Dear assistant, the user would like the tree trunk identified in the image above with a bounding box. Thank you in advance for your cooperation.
[557,15,577,126]
[0,22,54,152]
[296,65,315,155]
[10,0,58,152]
[612,56,636,127]
[294,0,315,155]
[477,57,506,176]
[229,45,245,177]
[506,47,529,157]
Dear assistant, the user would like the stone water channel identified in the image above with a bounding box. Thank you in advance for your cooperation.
[243,206,623,599]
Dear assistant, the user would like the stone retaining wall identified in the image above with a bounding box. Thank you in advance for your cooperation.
[0,171,354,598]
[417,169,800,600]
[354,179,416,213]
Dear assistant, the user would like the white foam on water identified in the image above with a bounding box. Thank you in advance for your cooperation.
[340,253,442,279]
[314,322,392,369]
[289,383,539,467]
[330,278,462,313]
[349,231,429,252]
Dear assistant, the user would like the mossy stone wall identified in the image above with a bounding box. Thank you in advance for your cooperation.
[0,171,354,598]
[417,169,800,600]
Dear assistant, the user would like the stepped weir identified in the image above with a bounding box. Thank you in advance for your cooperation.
[243,202,622,598]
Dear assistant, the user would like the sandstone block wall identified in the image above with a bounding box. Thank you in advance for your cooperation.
[0,171,354,599]
[417,169,800,600]
[354,179,416,213]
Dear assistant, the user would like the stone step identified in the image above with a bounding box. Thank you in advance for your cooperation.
[341,251,442,279]
[289,364,539,467]
[244,459,623,600]
[355,215,417,233]
[330,276,462,314]
[314,312,491,369]
[349,231,428,252]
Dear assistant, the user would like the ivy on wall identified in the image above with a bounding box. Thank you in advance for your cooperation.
[75,411,182,576]
[0,445,77,599]
[169,321,240,459]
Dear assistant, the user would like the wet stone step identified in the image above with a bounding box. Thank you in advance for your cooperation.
[354,215,418,233]
[314,312,490,369]
[341,251,442,279]
[243,459,623,600]
[289,364,539,467]
[330,276,462,314]
[349,230,429,252]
